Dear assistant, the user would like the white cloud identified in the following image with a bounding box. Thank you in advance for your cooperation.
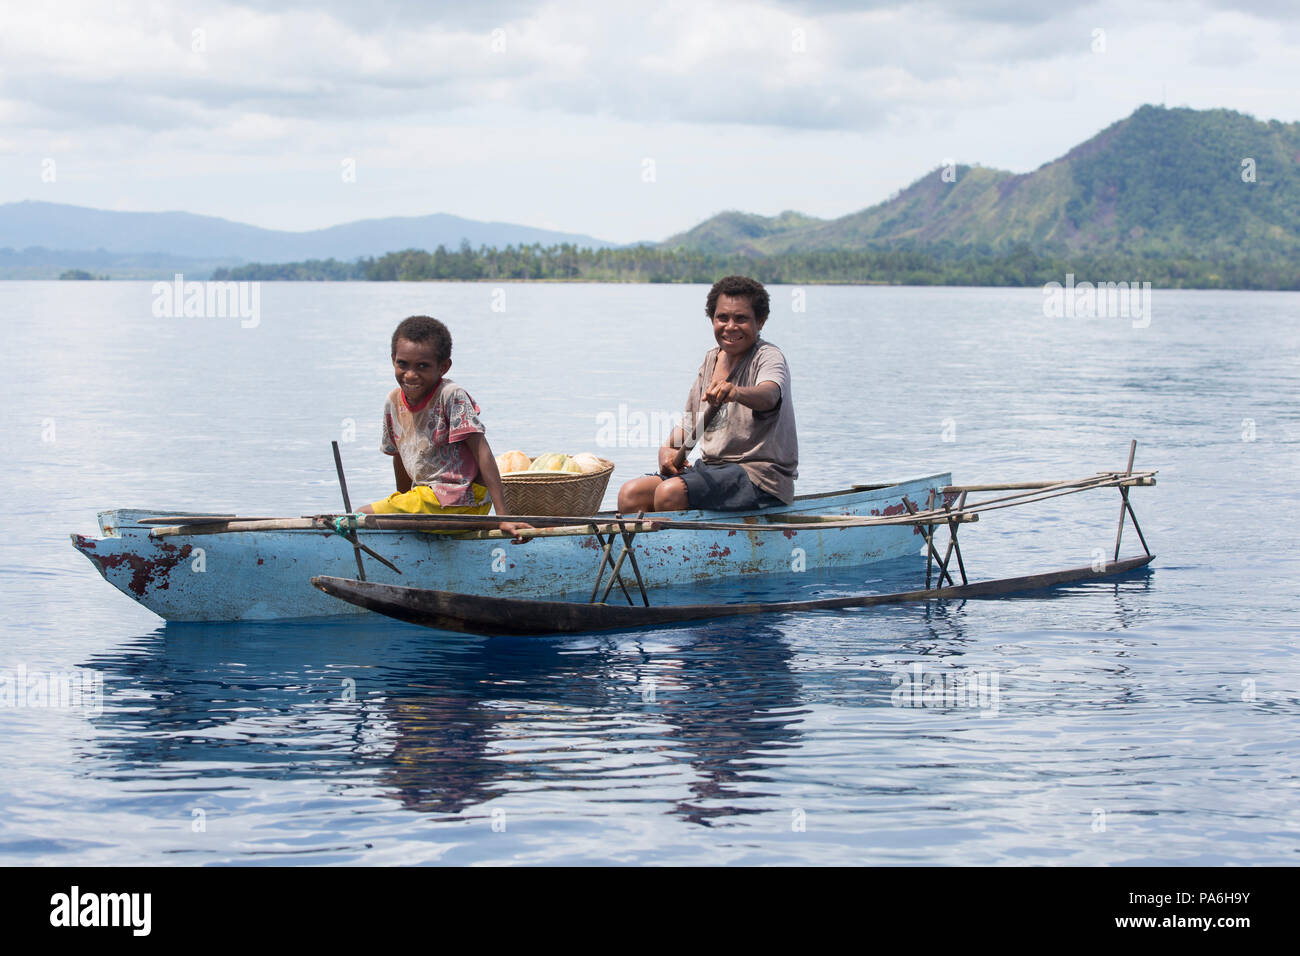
[0,0,1296,242]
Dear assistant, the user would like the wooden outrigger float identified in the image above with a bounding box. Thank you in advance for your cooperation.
[311,556,1155,637]
[309,443,1158,637]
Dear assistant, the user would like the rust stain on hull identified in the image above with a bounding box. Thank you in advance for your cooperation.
[871,502,926,535]
[74,535,192,597]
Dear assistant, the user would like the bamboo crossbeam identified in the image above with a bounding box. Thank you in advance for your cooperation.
[940,473,1112,511]
[148,467,1157,539]
[149,516,664,540]
[957,479,1118,514]
[139,515,272,525]
[767,513,876,523]
[943,473,1155,494]
[358,507,981,530]
[150,509,982,538]
[365,510,959,531]
[373,511,981,533]
[151,518,321,536]
[376,520,661,539]
[954,478,1152,518]
[149,514,624,537]
[362,515,658,536]
[651,512,980,532]
[371,510,981,537]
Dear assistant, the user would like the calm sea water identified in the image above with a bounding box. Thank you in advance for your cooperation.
[1,280,1297,865]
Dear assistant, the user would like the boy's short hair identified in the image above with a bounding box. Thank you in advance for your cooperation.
[705,275,770,324]
[391,315,452,361]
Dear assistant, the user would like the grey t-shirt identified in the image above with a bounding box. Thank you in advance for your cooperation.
[683,339,799,504]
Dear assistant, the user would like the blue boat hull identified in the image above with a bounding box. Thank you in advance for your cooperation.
[71,474,952,622]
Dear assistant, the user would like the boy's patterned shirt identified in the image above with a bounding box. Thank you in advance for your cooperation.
[380,379,485,506]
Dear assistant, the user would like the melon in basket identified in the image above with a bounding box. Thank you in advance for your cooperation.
[568,452,607,474]
[529,452,581,473]
[495,450,532,473]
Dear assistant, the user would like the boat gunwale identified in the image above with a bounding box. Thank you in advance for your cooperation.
[95,473,955,537]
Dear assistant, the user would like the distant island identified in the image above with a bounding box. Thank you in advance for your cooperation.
[8,105,1300,289]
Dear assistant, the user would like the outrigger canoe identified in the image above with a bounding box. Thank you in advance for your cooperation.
[73,444,1157,629]
[72,472,953,622]
[309,443,1157,636]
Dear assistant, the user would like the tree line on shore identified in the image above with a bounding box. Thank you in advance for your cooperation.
[209,241,1300,290]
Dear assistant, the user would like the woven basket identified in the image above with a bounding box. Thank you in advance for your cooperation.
[500,458,615,516]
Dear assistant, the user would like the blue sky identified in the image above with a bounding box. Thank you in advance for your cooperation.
[1,0,1296,243]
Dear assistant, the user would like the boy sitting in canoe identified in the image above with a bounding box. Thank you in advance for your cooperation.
[360,315,530,541]
[617,275,798,513]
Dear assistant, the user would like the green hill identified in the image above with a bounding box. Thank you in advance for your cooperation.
[664,210,825,254]
[664,105,1300,260]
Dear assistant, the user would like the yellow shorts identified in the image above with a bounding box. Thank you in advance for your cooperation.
[369,483,491,515]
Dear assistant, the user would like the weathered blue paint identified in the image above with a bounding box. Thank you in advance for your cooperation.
[71,474,951,622]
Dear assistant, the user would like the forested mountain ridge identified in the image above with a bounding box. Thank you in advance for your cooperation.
[665,106,1300,259]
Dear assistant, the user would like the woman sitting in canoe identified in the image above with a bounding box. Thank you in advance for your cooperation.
[617,275,798,513]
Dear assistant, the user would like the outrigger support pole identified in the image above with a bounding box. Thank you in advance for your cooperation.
[589,516,652,607]
[905,493,956,590]
[1113,440,1153,563]
[924,490,936,588]
[937,490,969,587]
[620,525,651,607]
[598,530,636,605]
[588,522,633,605]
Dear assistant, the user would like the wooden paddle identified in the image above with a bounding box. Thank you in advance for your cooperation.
[332,440,370,581]
[668,359,740,473]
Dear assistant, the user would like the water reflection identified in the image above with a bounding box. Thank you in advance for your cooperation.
[77,565,1158,829]
[80,614,811,821]
[654,621,804,825]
